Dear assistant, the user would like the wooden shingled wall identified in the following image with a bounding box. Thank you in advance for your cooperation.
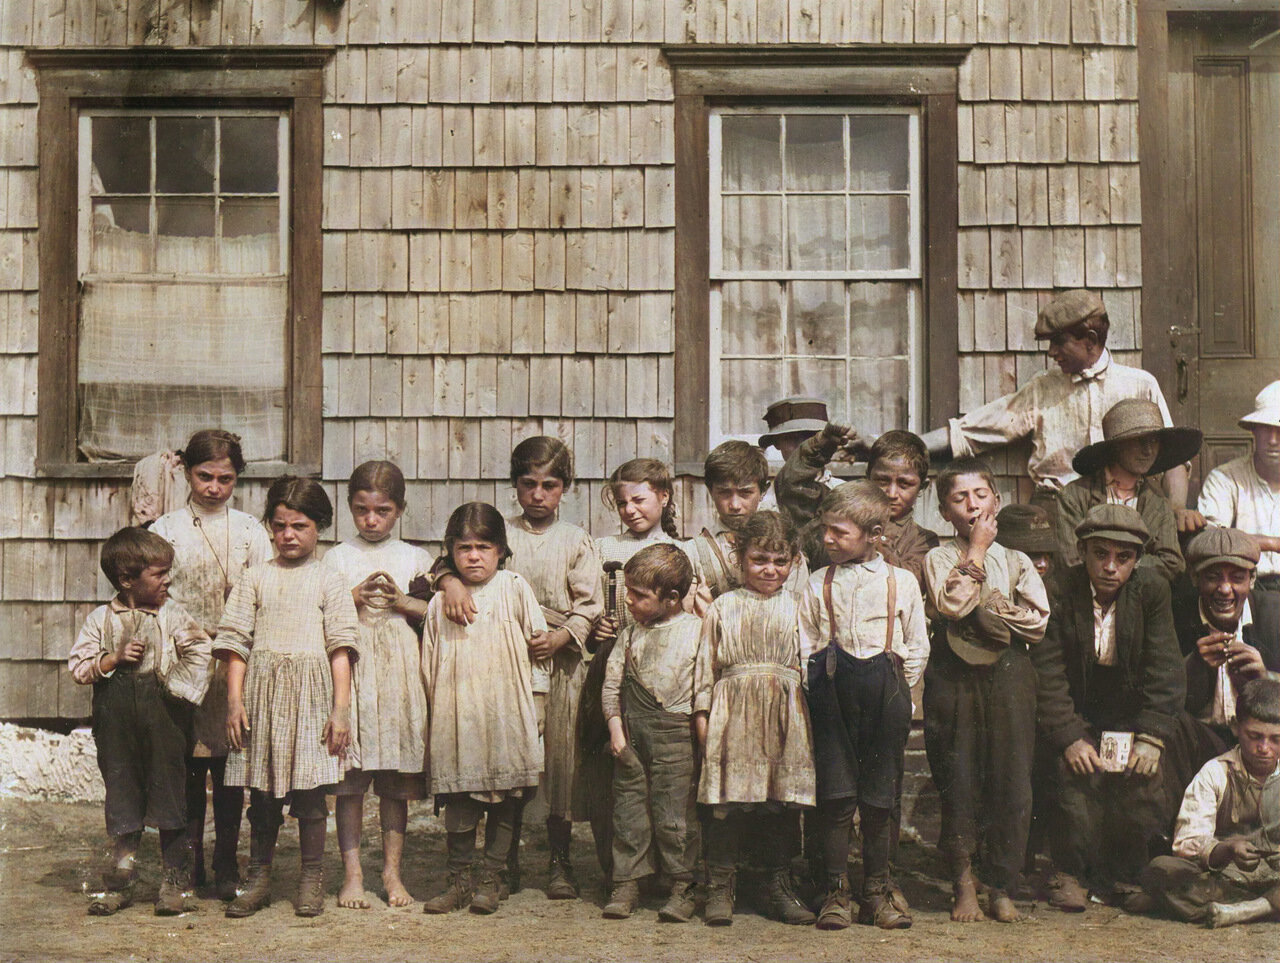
[0,0,1144,719]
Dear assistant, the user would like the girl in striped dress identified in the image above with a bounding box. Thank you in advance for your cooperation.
[214,477,360,919]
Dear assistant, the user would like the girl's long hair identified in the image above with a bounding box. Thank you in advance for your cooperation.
[443,502,512,563]
[604,458,679,538]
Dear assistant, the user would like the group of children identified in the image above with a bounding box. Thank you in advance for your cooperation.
[70,381,1278,933]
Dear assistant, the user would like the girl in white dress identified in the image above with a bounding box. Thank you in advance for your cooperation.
[151,429,271,900]
[326,461,432,909]
[215,477,359,919]
[421,503,547,917]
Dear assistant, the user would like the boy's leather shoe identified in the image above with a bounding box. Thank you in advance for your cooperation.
[471,870,502,914]
[226,864,272,918]
[658,879,697,922]
[767,870,816,925]
[816,874,852,930]
[1047,871,1088,912]
[602,879,639,919]
[423,869,473,914]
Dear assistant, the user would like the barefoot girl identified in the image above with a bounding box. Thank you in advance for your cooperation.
[695,511,817,927]
[436,438,603,898]
[421,503,547,916]
[152,430,272,900]
[215,477,359,918]
[325,461,432,909]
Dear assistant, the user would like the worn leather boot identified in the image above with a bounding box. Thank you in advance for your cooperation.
[703,867,735,927]
[602,879,639,919]
[155,865,190,916]
[226,823,279,919]
[816,874,852,930]
[658,879,697,923]
[767,869,817,925]
[545,818,579,900]
[423,868,474,914]
[471,867,503,914]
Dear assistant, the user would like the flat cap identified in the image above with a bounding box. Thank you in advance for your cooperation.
[1034,289,1106,339]
[1185,527,1260,575]
[1073,503,1151,549]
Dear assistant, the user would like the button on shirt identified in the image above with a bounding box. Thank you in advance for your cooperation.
[948,350,1174,492]
[1198,455,1280,577]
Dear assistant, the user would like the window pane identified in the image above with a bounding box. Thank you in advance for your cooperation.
[155,117,215,193]
[786,358,846,423]
[92,117,150,194]
[789,281,846,356]
[221,198,280,274]
[221,118,279,193]
[850,114,910,191]
[849,282,909,356]
[90,199,151,273]
[785,115,844,192]
[721,115,781,192]
[157,198,216,273]
[722,195,783,271]
[721,281,783,356]
[787,195,844,270]
[720,359,782,435]
[848,195,910,271]
[849,357,910,436]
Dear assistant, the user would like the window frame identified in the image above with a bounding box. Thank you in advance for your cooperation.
[30,47,330,477]
[663,44,968,473]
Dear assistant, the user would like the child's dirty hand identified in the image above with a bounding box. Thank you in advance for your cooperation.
[609,729,628,757]
[1063,737,1101,775]
[226,701,250,751]
[528,628,570,659]
[323,704,352,758]
[969,511,998,553]
[1217,837,1263,872]
[114,636,146,665]
[817,422,852,459]
[440,574,478,627]
[353,571,399,611]
[589,617,618,649]
[1126,739,1160,776]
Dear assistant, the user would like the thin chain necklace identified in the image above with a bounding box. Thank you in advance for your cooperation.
[191,503,233,599]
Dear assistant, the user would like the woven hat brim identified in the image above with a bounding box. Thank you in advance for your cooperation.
[1071,426,1203,477]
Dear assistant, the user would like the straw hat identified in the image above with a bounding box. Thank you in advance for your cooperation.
[1239,381,1280,429]
[1185,527,1260,575]
[1071,399,1203,477]
[759,397,829,449]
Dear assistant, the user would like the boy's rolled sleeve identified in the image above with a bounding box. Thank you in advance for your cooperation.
[1171,760,1230,869]
[897,571,929,688]
[601,625,630,721]
[68,607,110,684]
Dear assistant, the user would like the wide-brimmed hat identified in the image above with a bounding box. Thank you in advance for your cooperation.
[995,504,1058,555]
[1073,503,1151,549]
[1034,289,1106,339]
[946,604,1013,667]
[759,397,828,449]
[1072,399,1203,476]
[1239,381,1280,429]
[1185,527,1260,575]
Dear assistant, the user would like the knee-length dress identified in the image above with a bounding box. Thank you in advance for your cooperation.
[214,557,360,795]
[505,516,603,817]
[151,505,272,756]
[694,588,816,808]
[324,537,432,775]
[422,569,546,798]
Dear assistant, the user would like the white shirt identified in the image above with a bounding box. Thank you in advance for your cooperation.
[948,350,1173,491]
[1091,590,1118,667]
[1199,599,1254,727]
[1172,746,1280,873]
[1198,455,1280,577]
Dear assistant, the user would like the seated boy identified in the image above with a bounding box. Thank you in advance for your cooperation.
[1141,676,1279,928]
[1057,398,1199,582]
[601,544,703,922]
[923,458,1050,923]
[1177,528,1275,742]
[68,527,213,916]
[690,439,808,599]
[1031,504,1185,909]
[799,482,928,930]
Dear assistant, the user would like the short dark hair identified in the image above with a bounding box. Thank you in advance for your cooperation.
[510,435,574,487]
[704,440,770,492]
[1067,310,1110,348]
[624,543,693,601]
[101,527,174,591]
[820,480,891,533]
[348,460,406,509]
[736,511,799,562]
[263,476,334,531]
[934,457,998,503]
[179,429,247,475]
[443,502,512,563]
[1237,676,1280,726]
[868,430,930,483]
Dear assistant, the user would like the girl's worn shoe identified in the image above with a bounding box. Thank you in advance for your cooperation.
[471,870,503,914]
[703,869,735,926]
[766,870,817,925]
[225,864,273,918]
[658,879,697,923]
[423,870,473,914]
[859,890,912,929]
[816,875,852,931]
[155,866,191,916]
[295,867,325,917]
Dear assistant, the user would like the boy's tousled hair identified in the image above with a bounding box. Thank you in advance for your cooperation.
[820,480,891,533]
[1066,310,1110,349]
[736,511,798,562]
[263,476,334,531]
[348,460,406,509]
[1237,676,1280,726]
[868,430,930,484]
[624,543,693,601]
[179,428,247,475]
[101,526,175,591]
[703,440,769,492]
[605,458,680,539]
[934,456,998,503]
[510,435,574,487]
[443,502,512,563]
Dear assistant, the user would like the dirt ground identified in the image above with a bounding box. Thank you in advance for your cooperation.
[0,796,1273,963]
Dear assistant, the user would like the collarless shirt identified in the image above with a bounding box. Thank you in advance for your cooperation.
[1091,589,1119,666]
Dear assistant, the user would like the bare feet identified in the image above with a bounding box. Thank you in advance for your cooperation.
[987,889,1024,923]
[951,869,983,922]
[337,873,371,909]
[383,871,413,907]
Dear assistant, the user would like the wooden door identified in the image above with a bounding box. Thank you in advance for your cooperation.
[1165,13,1280,487]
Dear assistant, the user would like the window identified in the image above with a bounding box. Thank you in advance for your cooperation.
[665,45,968,472]
[710,107,923,444]
[32,48,328,474]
